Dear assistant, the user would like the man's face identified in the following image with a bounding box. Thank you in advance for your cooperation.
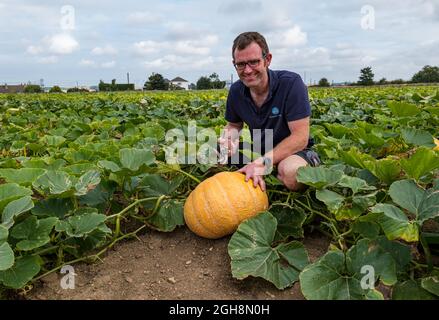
[233,42,272,89]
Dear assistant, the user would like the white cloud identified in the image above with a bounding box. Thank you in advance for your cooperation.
[133,41,163,55]
[270,26,308,50]
[37,56,59,64]
[143,55,214,70]
[79,59,96,67]
[27,45,43,55]
[127,11,162,24]
[133,35,218,57]
[91,45,118,55]
[44,33,79,55]
[101,61,116,68]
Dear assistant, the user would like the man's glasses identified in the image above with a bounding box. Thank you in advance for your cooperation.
[233,54,266,71]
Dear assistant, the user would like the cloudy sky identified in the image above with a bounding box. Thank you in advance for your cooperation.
[1,0,438,88]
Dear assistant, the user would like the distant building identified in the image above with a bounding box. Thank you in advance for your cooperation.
[0,84,26,94]
[170,77,189,90]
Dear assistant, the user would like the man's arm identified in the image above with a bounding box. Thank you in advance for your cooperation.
[263,117,310,165]
[238,117,310,191]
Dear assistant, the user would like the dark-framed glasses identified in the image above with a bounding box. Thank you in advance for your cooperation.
[233,54,266,71]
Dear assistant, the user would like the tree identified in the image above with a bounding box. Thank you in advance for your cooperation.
[24,85,43,93]
[144,73,169,90]
[196,73,225,90]
[378,78,387,85]
[196,76,212,90]
[412,65,439,83]
[318,78,330,87]
[49,85,63,93]
[358,67,374,85]
[209,73,226,89]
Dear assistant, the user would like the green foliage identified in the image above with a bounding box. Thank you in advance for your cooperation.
[99,79,134,92]
[23,85,43,93]
[196,73,225,90]
[358,66,375,85]
[49,86,63,93]
[318,78,330,87]
[412,65,439,83]
[0,86,438,299]
[144,73,169,91]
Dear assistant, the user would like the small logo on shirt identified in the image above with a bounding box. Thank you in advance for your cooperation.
[270,106,281,118]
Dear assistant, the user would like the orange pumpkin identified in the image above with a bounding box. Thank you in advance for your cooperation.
[184,171,269,239]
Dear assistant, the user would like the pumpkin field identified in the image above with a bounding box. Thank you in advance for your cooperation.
[0,85,439,300]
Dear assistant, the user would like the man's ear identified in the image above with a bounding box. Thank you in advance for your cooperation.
[265,53,272,67]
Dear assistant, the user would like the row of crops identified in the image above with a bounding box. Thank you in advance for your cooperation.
[0,86,438,299]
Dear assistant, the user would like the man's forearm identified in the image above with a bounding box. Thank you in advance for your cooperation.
[263,133,309,165]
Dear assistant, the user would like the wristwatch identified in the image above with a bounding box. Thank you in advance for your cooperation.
[261,156,272,173]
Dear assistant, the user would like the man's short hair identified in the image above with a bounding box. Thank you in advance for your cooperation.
[232,32,269,59]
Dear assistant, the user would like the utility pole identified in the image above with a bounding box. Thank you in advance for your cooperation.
[127,72,130,84]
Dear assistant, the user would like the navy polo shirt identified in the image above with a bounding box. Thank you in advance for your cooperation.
[225,69,313,154]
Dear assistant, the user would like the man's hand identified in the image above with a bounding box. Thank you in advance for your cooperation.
[238,158,266,191]
[218,126,240,164]
[218,136,239,157]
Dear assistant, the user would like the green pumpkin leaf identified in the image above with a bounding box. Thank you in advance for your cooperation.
[0,168,46,186]
[340,147,375,169]
[0,242,14,271]
[0,183,33,212]
[400,148,439,181]
[338,176,376,194]
[228,212,309,290]
[0,256,41,289]
[270,204,307,241]
[55,208,107,237]
[119,148,155,171]
[138,174,183,196]
[33,170,73,195]
[387,101,420,117]
[146,199,184,232]
[300,239,397,300]
[316,189,345,213]
[363,158,402,185]
[392,280,437,300]
[97,160,121,173]
[388,179,439,224]
[0,225,8,243]
[31,198,74,219]
[41,135,66,147]
[2,196,34,229]
[371,204,419,242]
[74,170,101,196]
[401,128,436,148]
[11,216,58,251]
[421,276,439,297]
[296,167,343,189]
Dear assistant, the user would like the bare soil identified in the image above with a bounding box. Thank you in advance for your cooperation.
[26,226,330,300]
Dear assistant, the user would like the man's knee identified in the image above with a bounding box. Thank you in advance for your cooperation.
[277,157,308,191]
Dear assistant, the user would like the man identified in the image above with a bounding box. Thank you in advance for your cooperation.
[219,31,320,192]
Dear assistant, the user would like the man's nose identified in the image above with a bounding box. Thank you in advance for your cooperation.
[243,64,253,73]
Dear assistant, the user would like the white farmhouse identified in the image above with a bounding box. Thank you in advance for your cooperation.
[170,77,189,90]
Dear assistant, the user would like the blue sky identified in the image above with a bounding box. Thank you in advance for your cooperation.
[0,0,438,88]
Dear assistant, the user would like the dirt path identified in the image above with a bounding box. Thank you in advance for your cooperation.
[26,226,330,300]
